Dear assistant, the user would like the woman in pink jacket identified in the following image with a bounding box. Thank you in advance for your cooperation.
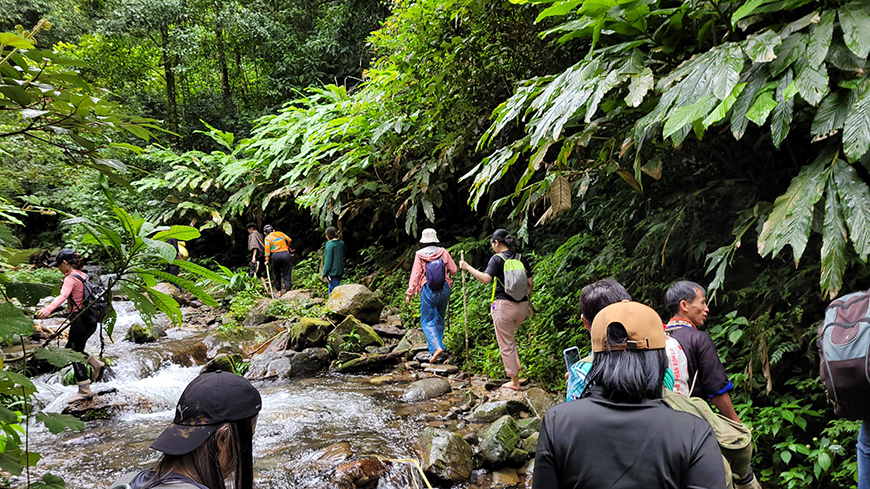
[406,229,457,364]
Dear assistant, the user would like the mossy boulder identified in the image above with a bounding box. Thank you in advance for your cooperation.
[125,322,166,344]
[289,317,332,350]
[326,315,383,355]
[201,353,243,374]
[479,415,521,467]
[395,327,428,352]
[325,284,383,325]
[419,427,474,482]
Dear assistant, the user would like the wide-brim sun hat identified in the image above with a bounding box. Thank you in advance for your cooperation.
[150,371,262,456]
[420,228,439,244]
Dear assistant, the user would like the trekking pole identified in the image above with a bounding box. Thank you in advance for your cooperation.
[265,261,275,300]
[460,251,470,370]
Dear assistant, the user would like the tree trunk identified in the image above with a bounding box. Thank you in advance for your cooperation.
[215,26,234,113]
[160,25,179,146]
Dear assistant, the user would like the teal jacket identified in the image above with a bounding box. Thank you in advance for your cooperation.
[322,239,345,277]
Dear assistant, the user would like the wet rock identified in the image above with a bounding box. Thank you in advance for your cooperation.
[521,432,539,453]
[124,322,166,344]
[331,350,407,373]
[325,284,384,325]
[413,351,432,363]
[326,316,383,355]
[289,317,332,350]
[471,401,528,422]
[151,282,187,306]
[418,427,474,482]
[518,458,534,476]
[63,389,151,421]
[280,289,317,305]
[201,353,243,374]
[370,323,405,338]
[396,328,428,352]
[337,351,363,363]
[509,447,531,465]
[333,458,387,488]
[479,415,521,466]
[170,342,208,367]
[403,378,452,401]
[244,348,329,379]
[311,442,354,469]
[424,364,459,375]
[492,468,519,487]
[243,299,278,327]
[523,387,556,418]
[386,314,402,324]
[517,417,541,433]
[364,345,379,354]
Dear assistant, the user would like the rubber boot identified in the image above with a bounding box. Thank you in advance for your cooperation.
[68,381,94,403]
[735,473,762,489]
[87,355,105,382]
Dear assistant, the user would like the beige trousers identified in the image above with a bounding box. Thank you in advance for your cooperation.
[491,299,530,377]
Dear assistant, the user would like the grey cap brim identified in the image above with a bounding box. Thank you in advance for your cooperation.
[150,422,221,456]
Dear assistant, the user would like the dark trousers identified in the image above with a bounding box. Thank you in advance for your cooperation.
[66,317,97,382]
[270,251,293,292]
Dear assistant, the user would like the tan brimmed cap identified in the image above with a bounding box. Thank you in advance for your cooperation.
[591,301,666,353]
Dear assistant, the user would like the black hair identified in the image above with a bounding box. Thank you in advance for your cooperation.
[246,222,258,231]
[665,280,706,316]
[263,224,274,234]
[67,252,84,270]
[585,324,669,402]
[579,279,631,323]
[143,417,255,489]
[325,226,338,240]
[491,229,516,249]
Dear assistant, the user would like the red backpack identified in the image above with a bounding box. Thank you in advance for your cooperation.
[818,290,870,419]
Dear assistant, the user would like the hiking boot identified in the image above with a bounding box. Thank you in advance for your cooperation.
[736,473,762,489]
[68,381,94,403]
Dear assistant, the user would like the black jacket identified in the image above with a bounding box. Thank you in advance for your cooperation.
[533,389,726,489]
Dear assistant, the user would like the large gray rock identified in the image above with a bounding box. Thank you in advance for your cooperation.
[325,284,383,325]
[419,427,474,482]
[479,415,521,467]
[523,387,556,418]
[471,400,528,422]
[124,322,166,344]
[280,289,317,305]
[243,298,278,327]
[289,317,332,350]
[244,348,329,379]
[403,378,452,401]
[326,316,383,354]
[396,328,428,352]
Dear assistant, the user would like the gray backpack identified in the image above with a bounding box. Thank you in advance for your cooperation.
[491,253,528,301]
[818,290,870,419]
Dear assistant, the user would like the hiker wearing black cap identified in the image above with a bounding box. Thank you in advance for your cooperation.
[36,249,106,403]
[110,371,262,489]
[534,301,725,489]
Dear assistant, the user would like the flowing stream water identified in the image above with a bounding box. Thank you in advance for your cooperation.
[20,302,445,489]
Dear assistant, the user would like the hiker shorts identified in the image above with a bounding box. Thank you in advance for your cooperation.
[491,299,529,377]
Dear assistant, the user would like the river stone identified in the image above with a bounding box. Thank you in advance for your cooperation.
[244,348,329,379]
[243,298,278,327]
[479,415,521,466]
[371,323,405,338]
[523,387,556,418]
[201,353,243,374]
[289,317,331,350]
[418,427,474,481]
[333,458,387,487]
[280,289,316,305]
[325,284,383,325]
[424,364,459,375]
[326,316,383,355]
[492,468,519,487]
[396,328,427,352]
[517,417,541,437]
[521,432,539,453]
[124,322,166,343]
[337,351,363,363]
[63,389,151,421]
[311,442,354,469]
[471,400,528,422]
[403,378,452,401]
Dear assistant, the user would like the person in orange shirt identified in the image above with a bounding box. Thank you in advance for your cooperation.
[263,224,293,294]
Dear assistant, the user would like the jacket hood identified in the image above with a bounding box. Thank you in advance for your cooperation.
[416,246,450,262]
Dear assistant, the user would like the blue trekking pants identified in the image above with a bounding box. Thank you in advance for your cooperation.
[859,421,870,489]
[327,276,341,296]
[420,282,450,355]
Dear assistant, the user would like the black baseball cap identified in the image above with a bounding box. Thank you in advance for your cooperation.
[150,371,262,456]
[48,249,77,267]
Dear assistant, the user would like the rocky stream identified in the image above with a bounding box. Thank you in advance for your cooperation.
[9,284,557,489]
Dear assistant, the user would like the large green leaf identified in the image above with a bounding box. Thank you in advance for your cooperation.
[138,269,219,307]
[808,10,835,68]
[0,33,34,49]
[32,346,87,368]
[842,83,870,161]
[839,2,870,59]
[35,412,84,434]
[145,286,183,325]
[757,160,827,264]
[821,178,847,299]
[833,159,870,262]
[29,474,67,489]
[151,225,201,242]
[625,67,653,107]
[663,96,717,139]
[143,238,178,264]
[0,302,34,341]
[794,61,828,106]
[811,90,857,139]
[122,285,160,327]
[742,30,781,63]
[0,370,36,396]
[0,451,22,476]
[173,260,229,285]
[771,70,795,148]
[746,91,777,126]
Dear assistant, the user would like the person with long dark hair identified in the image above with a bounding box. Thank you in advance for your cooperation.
[459,229,533,390]
[534,301,725,489]
[110,371,262,489]
[36,249,106,403]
